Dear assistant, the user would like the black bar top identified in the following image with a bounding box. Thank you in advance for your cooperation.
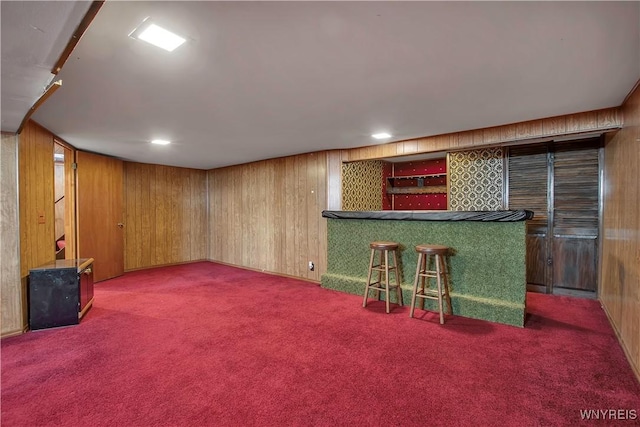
[322,210,534,222]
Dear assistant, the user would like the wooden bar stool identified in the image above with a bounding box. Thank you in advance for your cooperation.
[362,241,403,313]
[410,244,452,324]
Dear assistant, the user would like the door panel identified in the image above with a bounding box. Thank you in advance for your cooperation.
[63,145,76,259]
[76,151,124,282]
[508,139,601,295]
[552,140,600,293]
[508,145,549,289]
[552,236,597,291]
[525,234,547,285]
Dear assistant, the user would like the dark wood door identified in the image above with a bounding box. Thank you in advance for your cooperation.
[76,151,124,282]
[551,141,600,293]
[508,138,601,296]
[508,145,550,291]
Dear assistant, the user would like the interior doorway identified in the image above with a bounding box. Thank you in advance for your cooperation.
[53,141,76,260]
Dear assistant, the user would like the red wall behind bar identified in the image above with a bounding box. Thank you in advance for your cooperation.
[382,158,448,210]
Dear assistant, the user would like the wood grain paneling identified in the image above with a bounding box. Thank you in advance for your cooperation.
[566,111,597,133]
[344,107,621,162]
[515,120,544,140]
[208,152,328,281]
[13,122,56,334]
[77,151,124,282]
[63,145,76,259]
[326,150,344,210]
[542,116,566,136]
[553,237,597,291]
[18,120,55,286]
[1,133,22,336]
[525,235,547,286]
[600,83,640,380]
[123,163,207,271]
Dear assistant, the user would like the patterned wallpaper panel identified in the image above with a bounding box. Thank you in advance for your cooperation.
[342,160,384,211]
[449,148,504,211]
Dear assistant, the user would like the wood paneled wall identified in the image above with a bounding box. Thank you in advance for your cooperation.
[2,121,55,335]
[123,162,208,270]
[344,108,622,162]
[208,152,327,281]
[600,83,640,379]
[1,133,22,336]
[18,122,55,279]
[326,150,344,210]
[62,145,76,259]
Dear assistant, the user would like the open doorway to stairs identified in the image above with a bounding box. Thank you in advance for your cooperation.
[53,140,76,260]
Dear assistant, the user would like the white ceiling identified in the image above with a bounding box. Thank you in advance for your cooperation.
[3,1,639,170]
[1,0,92,132]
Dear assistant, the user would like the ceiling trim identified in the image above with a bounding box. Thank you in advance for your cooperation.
[14,1,104,135]
[622,78,640,106]
[17,81,62,134]
[51,1,105,75]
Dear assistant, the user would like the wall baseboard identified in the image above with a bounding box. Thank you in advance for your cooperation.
[123,259,209,273]
[207,259,321,285]
[1,325,29,340]
[600,299,640,384]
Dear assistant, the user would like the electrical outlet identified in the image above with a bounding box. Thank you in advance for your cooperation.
[308,261,314,271]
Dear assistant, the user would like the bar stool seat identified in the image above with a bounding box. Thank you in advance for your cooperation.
[363,241,402,313]
[410,244,452,324]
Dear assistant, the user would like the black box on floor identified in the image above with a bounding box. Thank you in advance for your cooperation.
[28,258,94,330]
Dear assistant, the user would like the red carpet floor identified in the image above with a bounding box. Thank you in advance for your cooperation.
[2,261,639,426]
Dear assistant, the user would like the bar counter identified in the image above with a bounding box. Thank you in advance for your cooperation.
[320,210,533,327]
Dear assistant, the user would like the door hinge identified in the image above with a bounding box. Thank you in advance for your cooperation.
[71,162,78,170]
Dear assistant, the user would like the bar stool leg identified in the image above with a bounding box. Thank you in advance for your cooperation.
[421,255,429,311]
[435,254,445,324]
[440,256,453,314]
[384,249,391,314]
[393,250,402,307]
[443,255,453,315]
[376,251,383,301]
[409,253,423,318]
[363,248,376,308]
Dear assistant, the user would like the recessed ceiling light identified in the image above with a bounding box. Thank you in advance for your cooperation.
[129,19,186,52]
[151,139,171,145]
[372,132,392,139]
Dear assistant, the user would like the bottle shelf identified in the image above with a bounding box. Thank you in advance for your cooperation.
[386,174,447,195]
[386,185,447,195]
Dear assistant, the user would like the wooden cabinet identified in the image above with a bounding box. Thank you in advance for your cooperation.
[28,258,94,330]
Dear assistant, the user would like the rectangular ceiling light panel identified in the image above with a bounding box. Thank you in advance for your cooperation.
[130,20,186,52]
